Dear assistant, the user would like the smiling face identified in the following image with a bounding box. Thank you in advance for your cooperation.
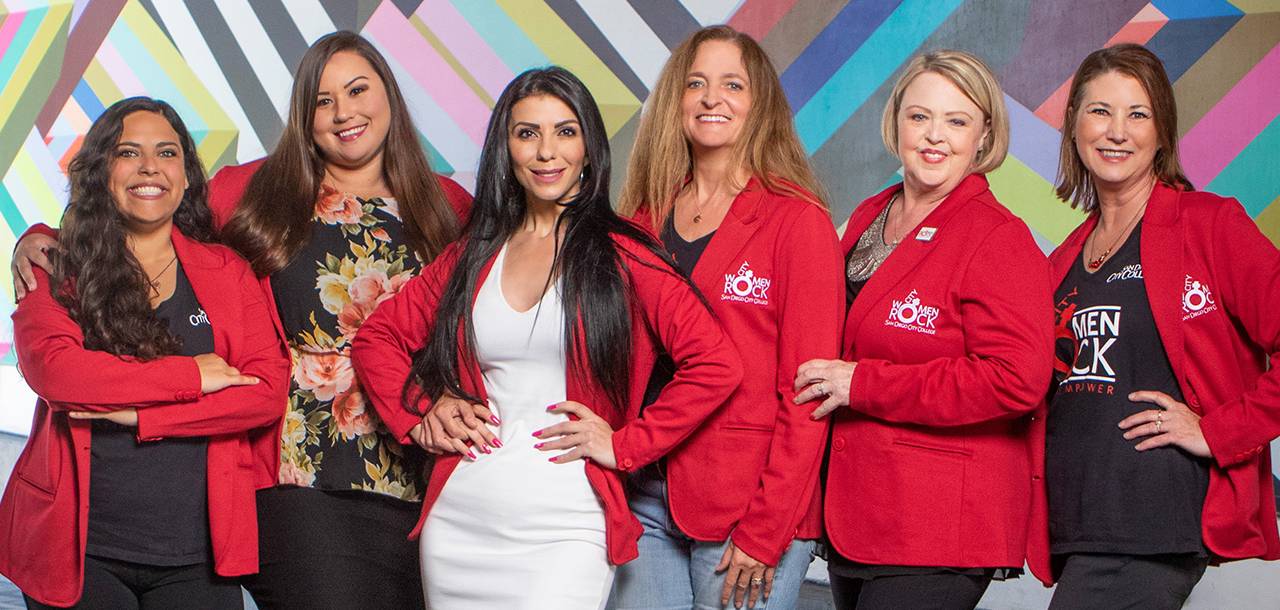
[508,94,586,207]
[1072,70,1159,194]
[681,39,752,154]
[109,110,188,234]
[311,51,392,171]
[896,71,989,197]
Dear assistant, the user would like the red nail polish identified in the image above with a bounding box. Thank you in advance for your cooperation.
[534,442,544,449]
[532,429,542,437]
[490,416,501,425]
[546,405,556,412]
[548,456,557,462]
[491,439,503,449]
[479,445,491,454]
[467,450,476,459]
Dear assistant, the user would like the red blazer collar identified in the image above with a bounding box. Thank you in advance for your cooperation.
[690,178,769,293]
[840,173,990,355]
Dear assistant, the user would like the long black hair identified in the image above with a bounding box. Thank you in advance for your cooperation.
[51,96,215,359]
[405,67,694,416]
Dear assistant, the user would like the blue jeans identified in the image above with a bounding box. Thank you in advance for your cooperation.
[608,467,816,610]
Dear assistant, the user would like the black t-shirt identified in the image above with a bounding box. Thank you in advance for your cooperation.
[86,263,214,566]
[1047,223,1208,556]
[640,218,716,413]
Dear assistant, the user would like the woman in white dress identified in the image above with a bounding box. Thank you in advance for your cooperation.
[353,67,743,609]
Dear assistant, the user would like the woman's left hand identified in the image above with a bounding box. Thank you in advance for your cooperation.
[1118,391,1212,458]
[793,359,857,419]
[717,541,775,609]
[68,408,138,426]
[534,401,616,469]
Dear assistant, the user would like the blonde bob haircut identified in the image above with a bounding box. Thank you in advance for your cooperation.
[619,25,827,229]
[880,50,1009,175]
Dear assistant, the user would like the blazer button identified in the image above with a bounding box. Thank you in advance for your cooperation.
[622,458,634,470]
[832,437,846,451]
[1032,475,1042,481]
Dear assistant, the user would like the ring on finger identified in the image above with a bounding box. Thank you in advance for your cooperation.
[1155,419,1163,432]
[735,582,748,589]
[750,576,764,585]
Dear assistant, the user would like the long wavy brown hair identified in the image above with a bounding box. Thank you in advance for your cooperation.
[618,25,826,228]
[52,97,215,360]
[222,31,458,275]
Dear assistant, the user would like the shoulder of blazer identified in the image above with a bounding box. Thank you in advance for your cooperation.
[171,229,253,276]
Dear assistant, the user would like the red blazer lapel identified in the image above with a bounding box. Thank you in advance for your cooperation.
[1138,183,1188,396]
[841,174,989,356]
[690,179,768,296]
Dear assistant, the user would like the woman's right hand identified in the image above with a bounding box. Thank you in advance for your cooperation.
[423,393,500,459]
[195,353,260,394]
[11,232,57,300]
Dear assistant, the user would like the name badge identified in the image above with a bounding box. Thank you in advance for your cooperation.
[916,227,937,242]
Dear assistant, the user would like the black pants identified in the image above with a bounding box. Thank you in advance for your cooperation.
[1049,553,1208,610]
[24,555,241,610]
[829,571,992,610]
[241,487,425,610]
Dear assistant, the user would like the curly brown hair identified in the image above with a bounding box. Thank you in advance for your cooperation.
[51,97,215,360]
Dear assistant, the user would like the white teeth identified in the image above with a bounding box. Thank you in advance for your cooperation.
[698,115,729,123]
[338,125,365,138]
[921,151,946,162]
[130,186,163,196]
[1099,150,1130,159]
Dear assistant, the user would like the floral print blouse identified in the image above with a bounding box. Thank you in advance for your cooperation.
[269,185,426,502]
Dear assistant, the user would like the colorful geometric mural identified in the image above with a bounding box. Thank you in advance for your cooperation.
[0,0,1277,369]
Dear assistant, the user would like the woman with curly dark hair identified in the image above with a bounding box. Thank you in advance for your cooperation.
[0,97,289,608]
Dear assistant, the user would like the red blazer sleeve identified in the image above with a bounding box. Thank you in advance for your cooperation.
[136,263,290,440]
[207,161,259,231]
[13,268,203,408]
[1196,201,1280,468]
[732,205,843,564]
[436,175,473,222]
[351,243,463,444]
[850,218,1054,426]
[611,242,744,472]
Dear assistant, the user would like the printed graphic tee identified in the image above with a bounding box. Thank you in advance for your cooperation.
[1047,223,1208,556]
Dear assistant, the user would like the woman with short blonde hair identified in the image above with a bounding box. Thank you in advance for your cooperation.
[794,49,1052,609]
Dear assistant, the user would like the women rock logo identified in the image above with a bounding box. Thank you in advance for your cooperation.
[1181,275,1216,321]
[886,289,939,335]
[722,261,771,305]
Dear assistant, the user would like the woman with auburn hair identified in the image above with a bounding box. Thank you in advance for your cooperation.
[1037,43,1280,609]
[0,97,288,608]
[11,31,471,608]
[352,66,742,609]
[793,50,1052,609]
[612,24,843,610]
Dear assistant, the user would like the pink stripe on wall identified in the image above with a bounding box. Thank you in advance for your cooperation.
[1181,41,1280,187]
[416,1,512,101]
[364,2,489,146]
[0,12,26,58]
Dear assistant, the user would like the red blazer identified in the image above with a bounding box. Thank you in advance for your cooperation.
[18,161,473,491]
[635,179,843,566]
[351,232,744,565]
[826,174,1054,569]
[0,228,290,607]
[1028,183,1280,583]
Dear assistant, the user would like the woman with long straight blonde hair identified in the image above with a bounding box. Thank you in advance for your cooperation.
[612,25,844,610]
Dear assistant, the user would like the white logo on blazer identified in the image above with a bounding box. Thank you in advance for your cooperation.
[1181,275,1217,320]
[722,261,771,306]
[885,289,939,335]
[189,308,210,327]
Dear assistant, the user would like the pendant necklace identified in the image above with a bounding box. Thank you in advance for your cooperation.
[148,254,178,289]
[1086,202,1147,271]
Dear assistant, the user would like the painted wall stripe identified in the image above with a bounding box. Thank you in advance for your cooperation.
[1005,94,1063,186]
[575,0,670,90]
[416,0,512,100]
[213,0,293,115]
[281,0,337,44]
[373,40,482,173]
[546,0,648,99]
[781,0,896,111]
[795,0,963,153]
[1181,41,1280,186]
[627,0,700,50]
[449,0,548,74]
[1207,113,1280,216]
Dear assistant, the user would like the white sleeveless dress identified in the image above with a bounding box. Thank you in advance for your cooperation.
[420,244,614,609]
